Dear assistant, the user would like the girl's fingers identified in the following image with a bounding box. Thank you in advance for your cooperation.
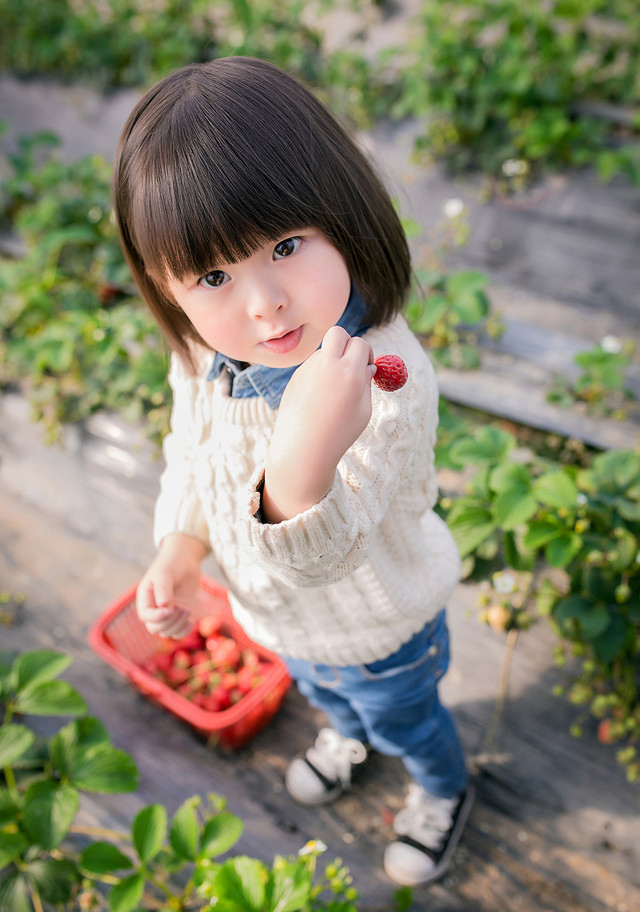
[145,609,191,638]
[321,325,350,356]
[322,328,373,373]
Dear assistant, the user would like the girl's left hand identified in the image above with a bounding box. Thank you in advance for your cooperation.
[263,326,375,522]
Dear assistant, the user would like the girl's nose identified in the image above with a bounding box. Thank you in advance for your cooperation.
[246,278,287,320]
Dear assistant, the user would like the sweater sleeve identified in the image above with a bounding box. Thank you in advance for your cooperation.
[241,319,439,587]
[153,352,212,551]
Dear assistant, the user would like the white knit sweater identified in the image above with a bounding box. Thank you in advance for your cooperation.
[153,314,461,665]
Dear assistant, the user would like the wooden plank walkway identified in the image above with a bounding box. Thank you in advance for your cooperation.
[368,124,640,452]
[1,391,639,911]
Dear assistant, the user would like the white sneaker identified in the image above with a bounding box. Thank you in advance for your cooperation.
[285,728,369,806]
[384,783,475,886]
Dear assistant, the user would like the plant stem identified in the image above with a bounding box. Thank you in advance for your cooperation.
[27,884,45,912]
[481,627,519,753]
[70,823,129,841]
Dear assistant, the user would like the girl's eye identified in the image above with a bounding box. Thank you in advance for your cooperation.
[274,237,301,259]
[199,270,229,289]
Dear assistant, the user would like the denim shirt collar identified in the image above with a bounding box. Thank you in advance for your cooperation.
[207,284,370,409]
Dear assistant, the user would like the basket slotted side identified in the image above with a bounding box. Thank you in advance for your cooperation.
[88,576,291,749]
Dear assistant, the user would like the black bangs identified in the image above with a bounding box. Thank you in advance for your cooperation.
[128,65,327,283]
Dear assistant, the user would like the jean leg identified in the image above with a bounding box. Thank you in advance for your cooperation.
[349,614,468,798]
[285,658,368,743]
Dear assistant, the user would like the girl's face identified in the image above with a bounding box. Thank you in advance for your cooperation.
[164,229,351,368]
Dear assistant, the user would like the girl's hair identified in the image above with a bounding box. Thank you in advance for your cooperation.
[113,56,411,368]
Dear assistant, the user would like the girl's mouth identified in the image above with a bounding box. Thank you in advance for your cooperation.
[261,326,303,354]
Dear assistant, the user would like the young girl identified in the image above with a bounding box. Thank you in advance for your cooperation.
[113,55,473,888]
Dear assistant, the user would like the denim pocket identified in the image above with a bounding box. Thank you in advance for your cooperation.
[358,611,449,682]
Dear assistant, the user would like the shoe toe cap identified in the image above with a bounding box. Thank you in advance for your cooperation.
[383,840,436,887]
[285,758,334,805]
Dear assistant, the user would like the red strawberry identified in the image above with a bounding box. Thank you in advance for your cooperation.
[210,637,242,669]
[242,648,260,668]
[210,685,232,711]
[237,665,260,694]
[373,355,408,392]
[172,649,192,669]
[167,665,189,686]
[198,615,223,638]
[175,629,205,651]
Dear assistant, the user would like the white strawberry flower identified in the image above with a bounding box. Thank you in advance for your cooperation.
[493,571,517,594]
[298,839,328,856]
[501,159,528,177]
[442,197,464,219]
[600,335,623,354]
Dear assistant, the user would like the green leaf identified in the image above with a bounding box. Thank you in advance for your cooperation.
[523,520,562,550]
[545,533,582,568]
[447,270,488,310]
[108,871,145,912]
[81,842,134,874]
[593,613,630,664]
[532,471,578,508]
[169,797,200,861]
[0,789,21,826]
[493,488,538,531]
[591,450,640,490]
[0,724,34,766]
[607,528,638,570]
[394,886,415,912]
[51,718,138,793]
[553,596,610,640]
[200,811,244,858]
[14,681,87,716]
[0,869,31,912]
[410,293,448,333]
[22,781,79,850]
[26,858,80,904]
[449,426,514,465]
[212,856,267,911]
[489,462,531,493]
[51,716,111,773]
[616,498,640,521]
[13,650,72,692]
[452,342,482,369]
[447,503,496,557]
[268,860,313,912]
[447,502,496,558]
[132,804,167,863]
[503,530,535,571]
[0,830,30,868]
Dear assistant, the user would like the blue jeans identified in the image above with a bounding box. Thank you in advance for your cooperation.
[284,610,468,799]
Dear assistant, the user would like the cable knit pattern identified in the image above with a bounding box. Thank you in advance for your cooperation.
[153,315,461,665]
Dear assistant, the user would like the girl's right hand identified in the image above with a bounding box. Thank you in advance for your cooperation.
[263,326,375,523]
[135,533,208,638]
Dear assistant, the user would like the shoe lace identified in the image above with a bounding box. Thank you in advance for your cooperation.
[393,784,457,850]
[307,728,367,789]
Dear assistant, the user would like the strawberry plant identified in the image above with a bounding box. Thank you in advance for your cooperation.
[0,648,138,910]
[0,132,172,445]
[546,337,638,418]
[395,0,640,184]
[0,648,375,911]
[405,269,502,371]
[437,426,640,781]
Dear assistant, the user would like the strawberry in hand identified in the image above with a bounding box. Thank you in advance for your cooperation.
[373,355,408,392]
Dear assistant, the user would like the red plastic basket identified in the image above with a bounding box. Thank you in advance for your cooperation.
[88,575,291,749]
